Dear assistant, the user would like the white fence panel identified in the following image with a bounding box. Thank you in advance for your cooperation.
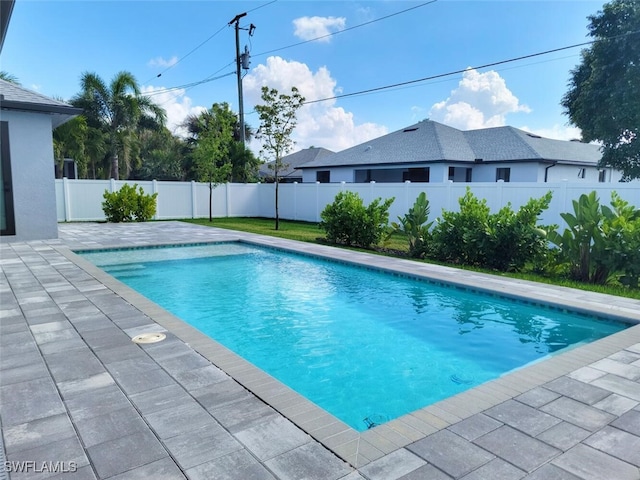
[56,179,640,229]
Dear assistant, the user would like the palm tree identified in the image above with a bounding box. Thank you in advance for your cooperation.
[0,71,20,84]
[72,71,166,180]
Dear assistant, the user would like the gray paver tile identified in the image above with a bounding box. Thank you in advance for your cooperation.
[5,435,89,474]
[543,376,611,405]
[407,429,494,478]
[208,395,278,433]
[358,448,426,480]
[107,457,186,480]
[113,366,175,395]
[2,414,76,454]
[86,430,168,478]
[129,383,193,414]
[105,355,161,378]
[0,361,50,386]
[397,464,452,480]
[235,415,311,461]
[43,348,105,383]
[144,401,218,439]
[65,384,131,422]
[535,422,591,452]
[265,442,353,480]
[447,414,503,442]
[594,393,638,416]
[584,425,640,467]
[552,444,640,480]
[48,465,98,480]
[592,373,640,402]
[174,364,229,390]
[155,350,211,375]
[0,378,65,427]
[484,400,561,436]
[185,449,276,480]
[474,425,560,473]
[162,423,242,470]
[612,409,640,436]
[73,405,149,448]
[524,464,581,480]
[460,458,526,480]
[591,358,640,381]
[540,396,616,432]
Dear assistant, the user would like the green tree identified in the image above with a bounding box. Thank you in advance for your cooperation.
[561,0,640,180]
[254,86,305,230]
[0,71,20,84]
[190,104,235,221]
[130,128,185,181]
[182,103,258,182]
[53,116,89,178]
[72,71,166,180]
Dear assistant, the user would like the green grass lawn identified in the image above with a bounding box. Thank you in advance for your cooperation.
[181,217,640,300]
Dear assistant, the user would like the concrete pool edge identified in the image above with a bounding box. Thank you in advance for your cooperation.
[57,231,640,469]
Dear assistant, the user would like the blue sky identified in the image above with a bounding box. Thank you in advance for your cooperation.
[2,0,605,154]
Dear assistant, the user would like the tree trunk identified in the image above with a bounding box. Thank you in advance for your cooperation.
[111,152,119,180]
[209,182,213,222]
[275,179,280,231]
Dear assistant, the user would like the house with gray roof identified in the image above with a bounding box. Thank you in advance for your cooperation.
[298,120,622,184]
[259,146,334,183]
[0,79,81,242]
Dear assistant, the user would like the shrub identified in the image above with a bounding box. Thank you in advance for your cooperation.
[102,183,158,223]
[320,191,394,249]
[430,188,552,272]
[549,191,640,287]
[391,192,433,258]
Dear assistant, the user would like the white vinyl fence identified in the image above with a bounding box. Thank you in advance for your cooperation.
[55,178,640,229]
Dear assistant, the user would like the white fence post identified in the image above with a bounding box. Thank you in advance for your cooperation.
[62,177,71,222]
[191,181,197,218]
[225,183,231,218]
[152,180,159,220]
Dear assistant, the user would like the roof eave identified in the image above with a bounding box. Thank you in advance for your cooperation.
[1,100,82,128]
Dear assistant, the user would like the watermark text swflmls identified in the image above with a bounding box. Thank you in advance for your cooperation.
[3,461,78,473]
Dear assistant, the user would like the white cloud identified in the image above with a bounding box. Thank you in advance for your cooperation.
[429,68,530,130]
[292,16,346,42]
[244,56,387,155]
[147,56,179,68]
[520,124,583,141]
[141,85,205,137]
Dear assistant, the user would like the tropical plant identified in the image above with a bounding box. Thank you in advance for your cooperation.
[600,193,640,287]
[391,192,433,258]
[320,191,395,249]
[102,183,157,222]
[0,71,20,84]
[53,116,89,178]
[254,86,305,230]
[547,191,609,283]
[72,71,166,180]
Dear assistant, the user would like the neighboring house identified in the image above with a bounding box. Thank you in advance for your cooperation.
[298,120,622,184]
[0,80,81,242]
[259,146,334,183]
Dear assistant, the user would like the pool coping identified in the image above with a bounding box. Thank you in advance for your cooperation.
[56,228,640,469]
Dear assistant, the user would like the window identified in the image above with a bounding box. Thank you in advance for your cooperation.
[316,170,330,183]
[465,168,473,182]
[598,169,607,183]
[402,167,429,182]
[578,168,586,179]
[1,121,16,236]
[448,166,455,181]
[496,167,510,182]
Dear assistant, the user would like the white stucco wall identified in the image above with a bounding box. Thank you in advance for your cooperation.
[1,110,58,242]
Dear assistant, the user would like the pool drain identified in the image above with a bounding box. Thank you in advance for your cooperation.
[132,332,166,344]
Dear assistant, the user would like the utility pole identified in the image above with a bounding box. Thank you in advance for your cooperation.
[229,12,247,147]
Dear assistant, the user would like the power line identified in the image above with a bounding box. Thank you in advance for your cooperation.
[302,31,639,106]
[143,0,278,84]
[253,0,438,58]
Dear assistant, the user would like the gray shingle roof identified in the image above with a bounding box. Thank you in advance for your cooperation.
[259,147,335,179]
[0,78,80,127]
[299,120,601,169]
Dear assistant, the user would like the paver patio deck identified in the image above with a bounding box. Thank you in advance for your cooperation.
[1,221,639,479]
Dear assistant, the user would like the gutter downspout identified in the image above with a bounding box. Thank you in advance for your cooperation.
[544,161,557,182]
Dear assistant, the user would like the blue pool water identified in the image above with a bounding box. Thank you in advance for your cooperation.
[80,243,628,431]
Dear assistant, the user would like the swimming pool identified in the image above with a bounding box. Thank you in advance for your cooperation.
[80,243,629,431]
